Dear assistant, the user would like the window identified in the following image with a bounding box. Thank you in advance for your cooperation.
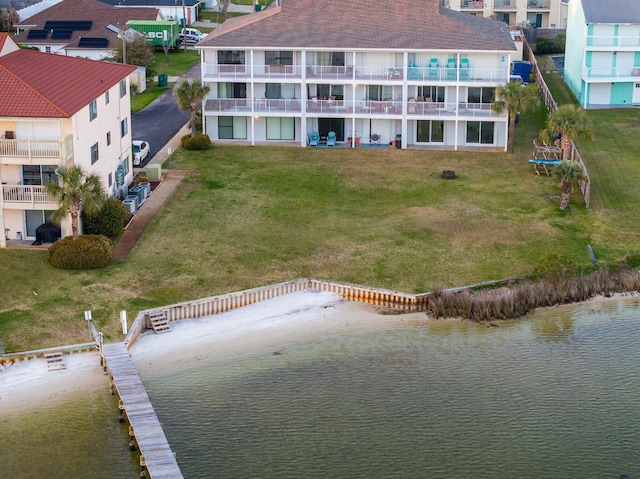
[91,142,99,164]
[265,51,293,65]
[467,87,495,104]
[105,90,110,104]
[495,12,510,25]
[22,165,57,185]
[45,46,51,53]
[122,156,130,176]
[218,116,247,139]
[266,117,295,140]
[316,84,343,100]
[417,120,444,143]
[89,99,97,121]
[106,131,111,145]
[108,172,113,187]
[218,50,245,65]
[366,85,393,101]
[418,85,445,102]
[466,121,494,144]
[316,51,344,67]
[218,83,247,99]
[120,79,127,98]
[121,118,128,138]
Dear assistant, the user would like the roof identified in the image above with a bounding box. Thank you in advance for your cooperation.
[97,0,200,7]
[200,0,515,51]
[581,0,640,24]
[14,0,159,50]
[0,49,135,118]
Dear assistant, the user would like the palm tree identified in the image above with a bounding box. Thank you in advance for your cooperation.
[540,104,594,161]
[173,80,210,137]
[45,166,105,240]
[491,81,540,153]
[554,160,584,211]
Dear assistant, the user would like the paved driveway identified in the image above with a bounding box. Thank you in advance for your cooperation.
[131,63,200,168]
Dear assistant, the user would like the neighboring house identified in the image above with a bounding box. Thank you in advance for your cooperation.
[444,0,567,29]
[14,0,160,60]
[198,0,517,150]
[98,0,201,28]
[0,34,136,247]
[564,0,640,108]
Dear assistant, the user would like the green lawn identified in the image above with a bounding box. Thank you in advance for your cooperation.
[153,49,200,77]
[1,69,639,353]
[130,86,170,113]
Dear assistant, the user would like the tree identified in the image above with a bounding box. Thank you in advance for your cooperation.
[554,160,584,211]
[218,0,231,19]
[540,104,594,161]
[173,80,210,137]
[109,35,157,81]
[1,6,19,32]
[45,166,106,241]
[491,81,540,153]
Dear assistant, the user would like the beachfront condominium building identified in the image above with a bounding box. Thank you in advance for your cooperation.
[564,0,640,108]
[443,0,567,29]
[197,0,517,150]
[0,34,135,247]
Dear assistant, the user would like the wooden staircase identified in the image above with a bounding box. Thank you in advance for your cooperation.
[44,351,66,370]
[146,311,171,334]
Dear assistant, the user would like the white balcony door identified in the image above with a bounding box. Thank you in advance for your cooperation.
[633,83,640,105]
[16,121,60,140]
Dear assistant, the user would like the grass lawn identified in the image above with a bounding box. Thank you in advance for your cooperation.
[1,67,638,353]
[154,49,200,77]
[130,86,170,113]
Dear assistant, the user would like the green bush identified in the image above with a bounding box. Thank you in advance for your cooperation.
[532,253,576,281]
[623,252,640,269]
[535,35,565,55]
[48,235,112,269]
[181,133,211,150]
[83,197,129,241]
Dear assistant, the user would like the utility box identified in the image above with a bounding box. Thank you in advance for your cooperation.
[511,60,532,83]
[146,164,162,181]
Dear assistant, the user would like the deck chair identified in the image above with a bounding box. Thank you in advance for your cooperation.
[460,58,470,80]
[326,131,337,147]
[428,58,439,80]
[370,133,381,144]
[446,58,457,80]
[309,131,320,146]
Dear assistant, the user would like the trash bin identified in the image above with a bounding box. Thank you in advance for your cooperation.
[395,134,402,149]
[158,74,168,87]
[255,4,262,11]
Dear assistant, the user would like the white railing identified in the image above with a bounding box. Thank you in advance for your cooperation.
[254,64,302,78]
[0,136,73,163]
[586,35,640,48]
[583,65,640,79]
[1,184,57,206]
[204,98,303,113]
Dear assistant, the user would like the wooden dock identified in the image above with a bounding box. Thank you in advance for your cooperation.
[102,342,183,479]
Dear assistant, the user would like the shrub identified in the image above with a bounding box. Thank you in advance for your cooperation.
[623,252,640,269]
[535,35,565,55]
[48,234,112,269]
[532,253,576,281]
[131,173,150,188]
[83,197,128,241]
[181,133,211,150]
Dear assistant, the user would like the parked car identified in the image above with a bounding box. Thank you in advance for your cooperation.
[132,140,150,166]
[178,28,205,45]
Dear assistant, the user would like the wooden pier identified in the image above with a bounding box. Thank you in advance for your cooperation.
[102,342,183,479]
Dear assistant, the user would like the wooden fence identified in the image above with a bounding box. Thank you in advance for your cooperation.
[524,40,591,208]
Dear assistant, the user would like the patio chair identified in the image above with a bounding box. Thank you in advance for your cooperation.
[428,58,439,80]
[326,131,337,147]
[460,58,470,80]
[370,133,381,144]
[309,131,320,146]
[446,58,457,80]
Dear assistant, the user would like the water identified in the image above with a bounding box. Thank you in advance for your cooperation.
[2,297,639,478]
[139,297,640,479]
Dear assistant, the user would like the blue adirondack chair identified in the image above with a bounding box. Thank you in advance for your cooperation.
[326,131,336,147]
[309,131,320,146]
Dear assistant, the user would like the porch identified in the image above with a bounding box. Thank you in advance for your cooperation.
[0,136,73,165]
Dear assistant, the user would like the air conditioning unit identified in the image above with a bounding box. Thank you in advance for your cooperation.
[125,194,139,210]
[122,198,137,214]
[138,182,151,198]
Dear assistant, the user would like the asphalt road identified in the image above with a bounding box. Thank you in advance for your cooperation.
[131,64,200,167]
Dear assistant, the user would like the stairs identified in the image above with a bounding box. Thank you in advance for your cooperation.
[146,311,171,334]
[44,351,66,370]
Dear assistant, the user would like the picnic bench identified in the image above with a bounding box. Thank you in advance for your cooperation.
[529,159,561,176]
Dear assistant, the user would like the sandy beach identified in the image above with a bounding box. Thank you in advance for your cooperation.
[0,291,429,417]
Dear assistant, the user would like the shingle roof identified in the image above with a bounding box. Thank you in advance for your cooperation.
[14,0,159,50]
[200,0,515,51]
[581,0,640,24]
[97,0,200,7]
[0,49,135,118]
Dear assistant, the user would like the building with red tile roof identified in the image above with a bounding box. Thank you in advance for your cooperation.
[0,35,137,246]
[198,0,518,151]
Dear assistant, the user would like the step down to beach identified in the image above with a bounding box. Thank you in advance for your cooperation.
[146,311,171,334]
[44,351,66,370]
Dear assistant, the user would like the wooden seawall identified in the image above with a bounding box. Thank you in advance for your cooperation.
[102,342,183,479]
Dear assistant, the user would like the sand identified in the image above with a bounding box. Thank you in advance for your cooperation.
[0,291,429,417]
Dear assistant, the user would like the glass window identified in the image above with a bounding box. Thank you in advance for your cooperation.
[468,87,495,104]
[107,131,111,145]
[120,79,127,98]
[265,51,293,65]
[108,172,113,187]
[91,142,99,164]
[218,117,247,139]
[417,120,444,143]
[121,118,128,138]
[89,99,97,121]
[418,86,445,102]
[466,121,494,144]
[218,51,245,64]
[22,165,57,185]
[105,90,110,104]
[122,156,130,176]
[266,117,295,140]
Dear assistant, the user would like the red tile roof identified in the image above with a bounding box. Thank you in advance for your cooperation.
[202,0,515,51]
[0,50,136,118]
[14,0,159,50]
[0,33,8,50]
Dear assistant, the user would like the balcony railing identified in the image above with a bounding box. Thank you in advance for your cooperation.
[1,184,57,208]
[493,0,516,8]
[583,65,640,79]
[527,0,550,8]
[462,0,484,9]
[0,135,73,164]
[586,35,640,48]
[204,98,303,113]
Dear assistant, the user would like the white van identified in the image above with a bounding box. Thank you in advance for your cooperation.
[179,28,205,44]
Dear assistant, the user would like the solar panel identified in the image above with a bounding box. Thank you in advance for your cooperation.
[44,21,92,31]
[78,37,109,48]
[27,29,49,40]
[51,29,73,39]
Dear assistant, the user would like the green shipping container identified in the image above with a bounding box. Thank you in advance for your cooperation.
[126,20,179,49]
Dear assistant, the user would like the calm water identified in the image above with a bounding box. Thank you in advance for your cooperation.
[139,297,640,479]
[2,297,639,478]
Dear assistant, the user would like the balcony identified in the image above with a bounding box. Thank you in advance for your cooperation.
[1,184,57,209]
[461,0,484,9]
[204,98,303,114]
[586,35,640,48]
[583,65,640,81]
[0,135,73,165]
[493,0,516,10]
[527,0,550,9]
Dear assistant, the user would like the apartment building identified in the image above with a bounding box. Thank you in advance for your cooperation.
[444,0,567,29]
[0,34,135,247]
[198,0,517,150]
